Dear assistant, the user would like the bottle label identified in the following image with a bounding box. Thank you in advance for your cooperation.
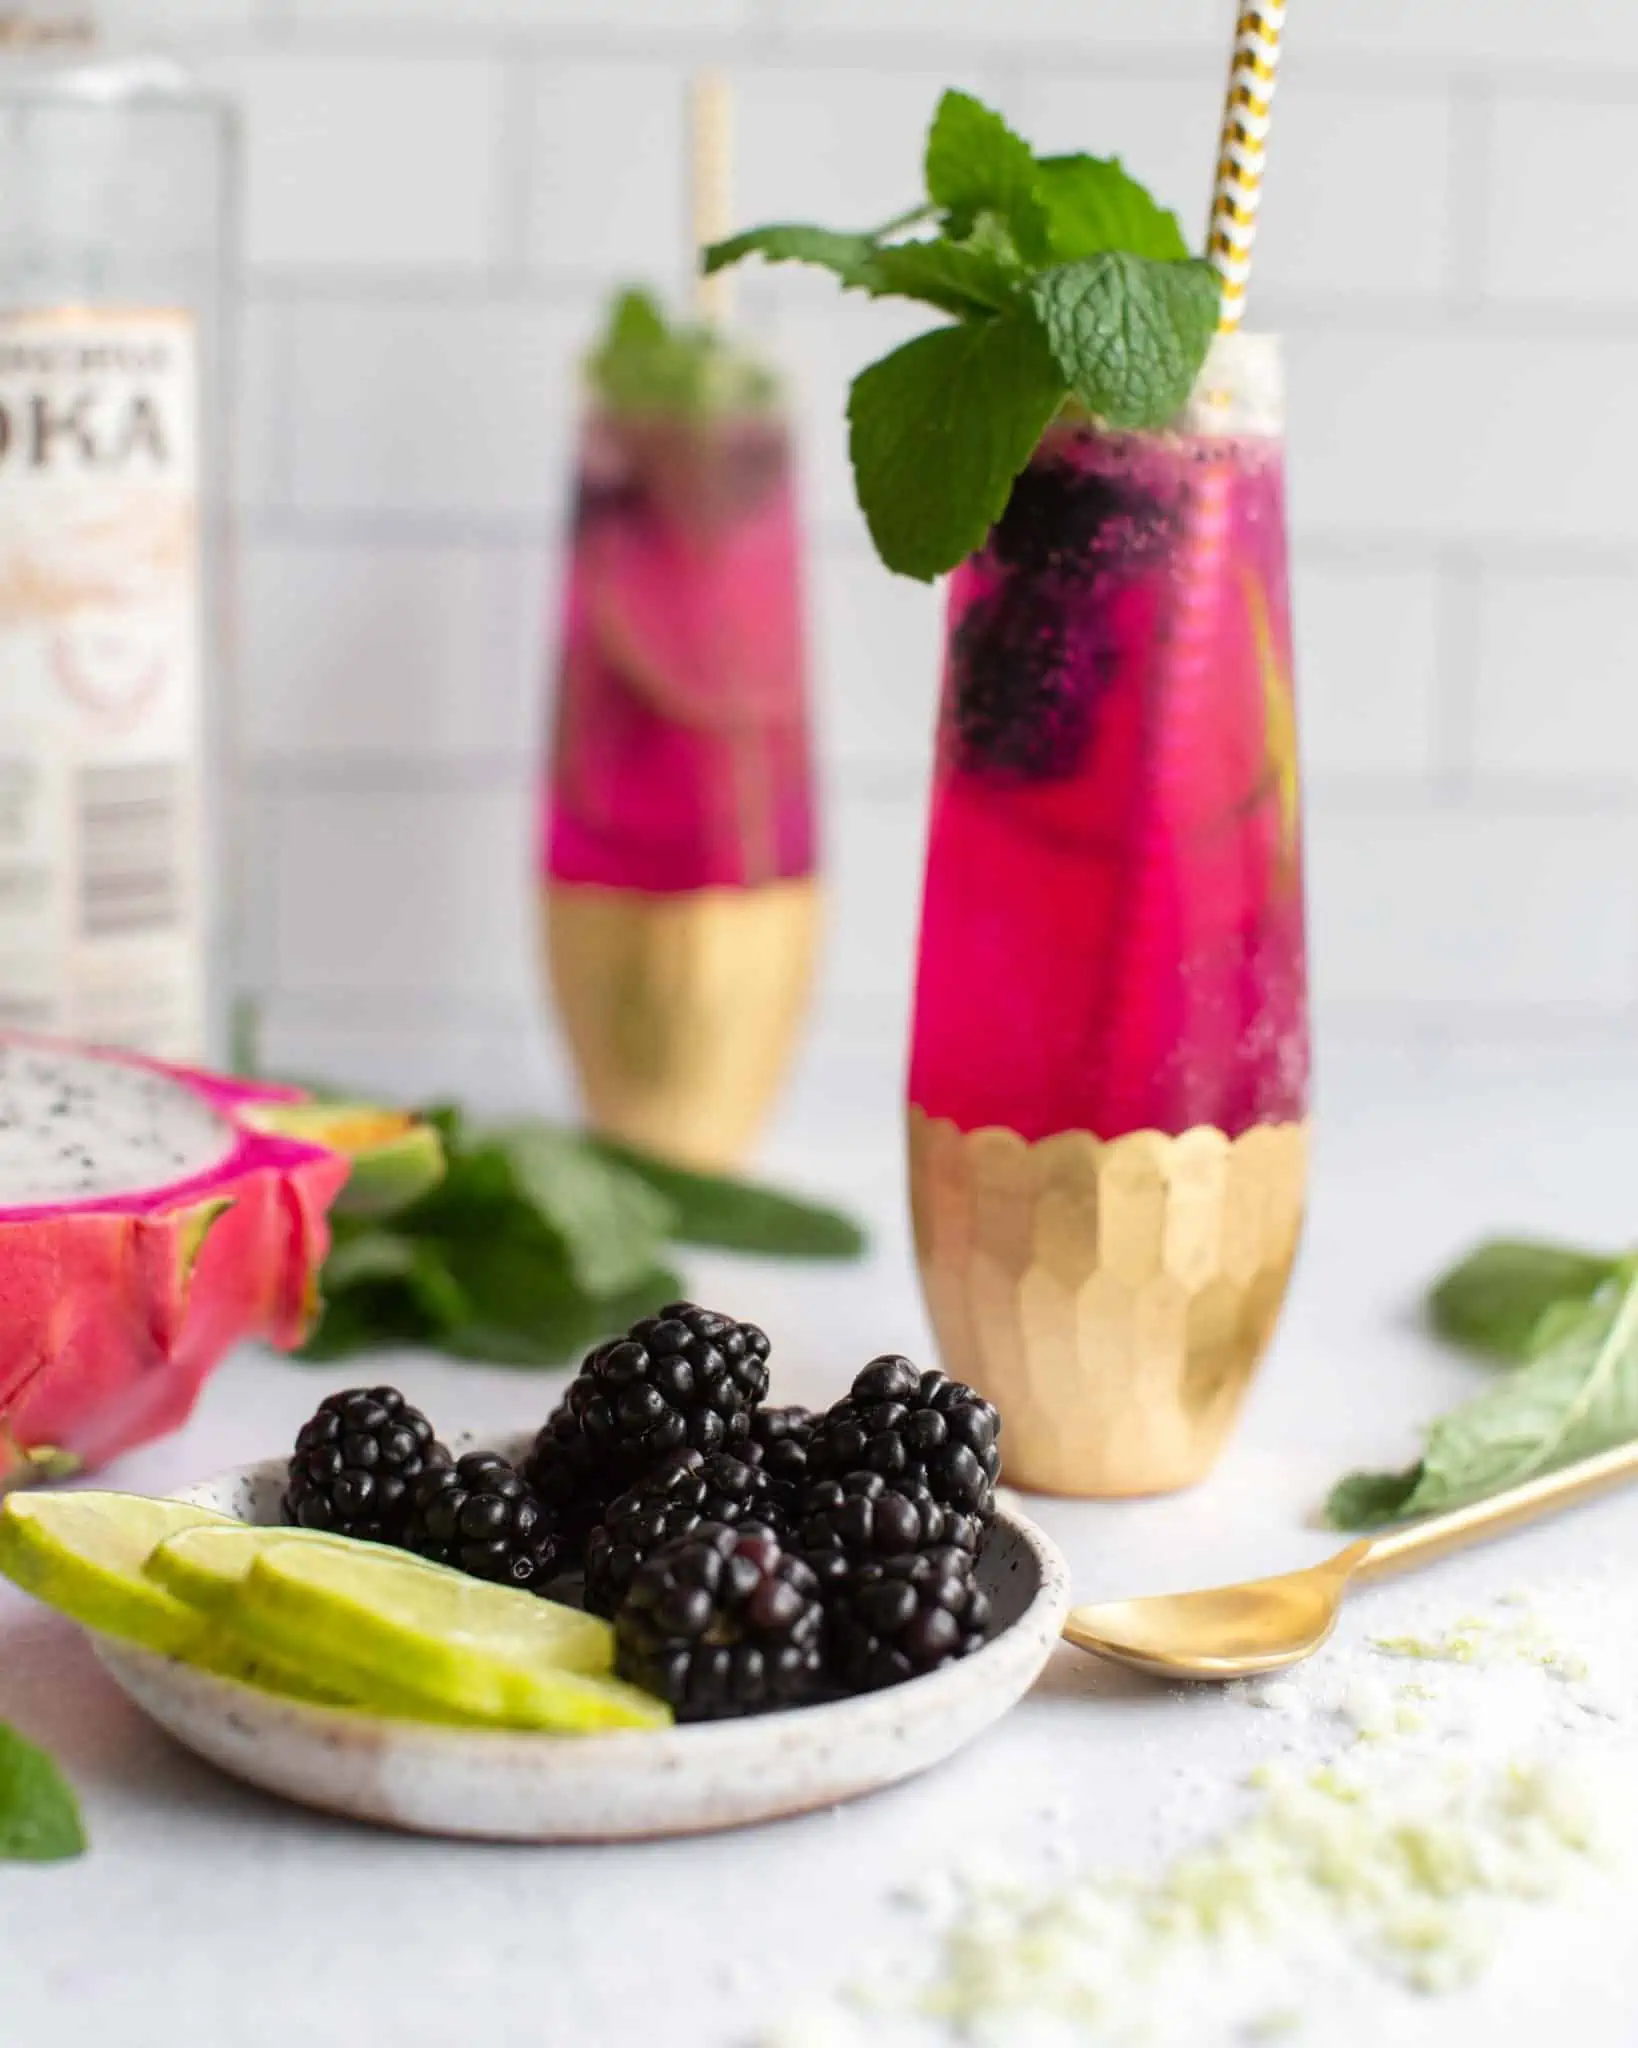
[0,308,204,1058]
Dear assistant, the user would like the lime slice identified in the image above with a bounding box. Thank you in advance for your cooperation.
[0,1491,233,1655]
[148,1523,479,1720]
[227,1541,670,1732]
[147,1521,437,1617]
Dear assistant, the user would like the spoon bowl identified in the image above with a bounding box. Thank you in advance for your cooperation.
[1062,1543,1370,1680]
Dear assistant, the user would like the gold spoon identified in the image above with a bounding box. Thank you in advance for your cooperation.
[1062,1438,1638,1682]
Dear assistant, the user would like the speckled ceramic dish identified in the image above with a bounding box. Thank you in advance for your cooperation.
[91,1436,1072,1841]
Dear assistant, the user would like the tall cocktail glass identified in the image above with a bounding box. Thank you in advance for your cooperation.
[908,335,1308,1495]
[543,395,818,1170]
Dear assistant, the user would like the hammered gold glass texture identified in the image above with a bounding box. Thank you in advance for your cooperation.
[909,1109,1308,1496]
[544,878,818,1172]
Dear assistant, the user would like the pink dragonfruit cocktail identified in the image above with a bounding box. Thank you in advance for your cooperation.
[548,407,813,897]
[912,349,1306,1147]
[703,89,1309,1491]
[541,292,818,1171]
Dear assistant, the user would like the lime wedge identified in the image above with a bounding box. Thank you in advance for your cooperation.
[227,1541,670,1732]
[0,1491,233,1655]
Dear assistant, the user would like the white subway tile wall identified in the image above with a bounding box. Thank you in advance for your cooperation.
[113,0,1638,1089]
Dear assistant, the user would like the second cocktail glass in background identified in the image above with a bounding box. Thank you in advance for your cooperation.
[540,79,820,1171]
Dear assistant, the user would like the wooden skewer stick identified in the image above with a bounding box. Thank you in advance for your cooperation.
[691,70,734,327]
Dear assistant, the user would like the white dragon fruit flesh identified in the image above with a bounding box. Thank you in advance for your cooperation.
[0,1033,356,1488]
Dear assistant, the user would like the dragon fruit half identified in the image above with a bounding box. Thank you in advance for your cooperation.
[0,1034,393,1489]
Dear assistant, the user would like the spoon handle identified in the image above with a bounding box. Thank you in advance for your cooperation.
[1350,1437,1638,1583]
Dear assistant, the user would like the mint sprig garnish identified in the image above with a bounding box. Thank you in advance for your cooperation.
[702,88,1219,580]
[585,285,780,418]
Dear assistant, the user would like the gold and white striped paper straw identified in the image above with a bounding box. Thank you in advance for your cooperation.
[1206,1,1286,333]
[691,70,735,327]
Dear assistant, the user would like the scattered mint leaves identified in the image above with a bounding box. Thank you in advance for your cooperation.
[702,87,1220,580]
[923,90,1051,262]
[297,1100,866,1369]
[491,1124,674,1300]
[1427,1238,1618,1363]
[848,313,1066,583]
[590,1139,869,1259]
[0,1724,85,1863]
[1035,154,1191,264]
[1327,1248,1638,1531]
[1027,252,1220,429]
[585,285,778,418]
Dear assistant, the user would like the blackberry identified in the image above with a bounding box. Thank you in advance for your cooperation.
[519,1405,626,1563]
[402,1451,559,1591]
[564,1301,771,1470]
[614,1523,825,1721]
[955,456,1177,785]
[582,1449,787,1619]
[812,1357,1001,1523]
[989,457,1129,577]
[821,1545,993,1693]
[744,1404,816,1489]
[799,1469,981,1566]
[950,580,1092,783]
[283,1386,451,1544]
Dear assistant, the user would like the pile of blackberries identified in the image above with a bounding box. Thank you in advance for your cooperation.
[283,1304,1003,1723]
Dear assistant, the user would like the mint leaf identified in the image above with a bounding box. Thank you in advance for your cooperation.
[1036,154,1190,263]
[584,284,778,417]
[441,1256,684,1370]
[321,1228,419,1291]
[491,1126,675,1299]
[862,239,1024,317]
[0,1725,85,1862]
[923,90,1050,264]
[603,286,668,351]
[1427,1238,1619,1363]
[1327,1260,1638,1529]
[848,312,1065,581]
[592,1140,869,1259]
[703,224,880,287]
[1324,1466,1422,1531]
[1027,252,1218,429]
[704,225,1022,319]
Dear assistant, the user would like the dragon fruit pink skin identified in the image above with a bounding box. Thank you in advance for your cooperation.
[0,1034,352,1489]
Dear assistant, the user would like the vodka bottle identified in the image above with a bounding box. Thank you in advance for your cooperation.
[0,6,236,1059]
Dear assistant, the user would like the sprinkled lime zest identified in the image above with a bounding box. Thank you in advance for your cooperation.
[784,1595,1624,2044]
[911,1748,1604,2029]
[703,88,1217,581]
[583,285,781,420]
[1369,1609,1591,1685]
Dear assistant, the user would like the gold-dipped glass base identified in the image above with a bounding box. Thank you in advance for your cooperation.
[544,878,819,1173]
[908,1107,1309,1497]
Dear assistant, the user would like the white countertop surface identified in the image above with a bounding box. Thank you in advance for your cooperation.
[5,1036,1638,2046]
